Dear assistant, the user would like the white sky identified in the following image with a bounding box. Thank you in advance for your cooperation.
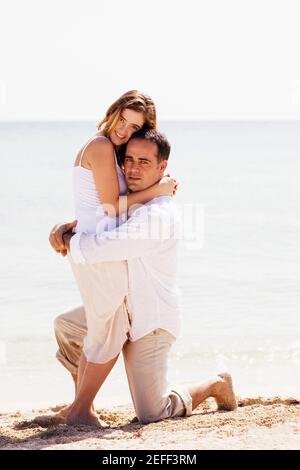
[1,0,300,121]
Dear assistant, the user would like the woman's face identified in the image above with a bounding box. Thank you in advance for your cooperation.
[110,108,145,146]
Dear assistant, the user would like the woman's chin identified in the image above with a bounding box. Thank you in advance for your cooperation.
[109,135,117,146]
[110,133,126,147]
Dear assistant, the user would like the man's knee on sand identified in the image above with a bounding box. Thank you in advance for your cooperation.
[137,409,164,424]
[135,398,176,424]
[135,390,189,424]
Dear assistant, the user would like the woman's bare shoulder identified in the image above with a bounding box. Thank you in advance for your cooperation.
[86,136,115,161]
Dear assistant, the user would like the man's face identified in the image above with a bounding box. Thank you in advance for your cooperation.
[124,139,168,192]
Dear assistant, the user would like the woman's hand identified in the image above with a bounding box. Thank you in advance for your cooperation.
[62,231,73,252]
[157,174,178,196]
[49,220,77,256]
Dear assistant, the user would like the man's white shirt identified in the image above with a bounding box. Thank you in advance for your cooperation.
[70,196,181,341]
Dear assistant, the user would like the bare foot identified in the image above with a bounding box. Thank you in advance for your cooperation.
[54,403,97,421]
[54,404,73,420]
[66,409,102,427]
[213,373,238,411]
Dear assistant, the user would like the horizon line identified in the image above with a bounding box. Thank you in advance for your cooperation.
[0,118,300,124]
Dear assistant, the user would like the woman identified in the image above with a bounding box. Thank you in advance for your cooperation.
[63,91,176,426]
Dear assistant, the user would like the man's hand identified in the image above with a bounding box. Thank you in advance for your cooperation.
[49,220,77,256]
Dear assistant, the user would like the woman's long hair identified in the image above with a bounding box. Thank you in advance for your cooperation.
[97,90,156,134]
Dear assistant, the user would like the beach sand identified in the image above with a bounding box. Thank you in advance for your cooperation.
[1,397,299,450]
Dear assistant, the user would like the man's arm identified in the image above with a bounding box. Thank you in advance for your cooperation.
[68,205,176,264]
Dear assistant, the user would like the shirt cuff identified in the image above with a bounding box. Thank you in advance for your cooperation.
[69,232,86,264]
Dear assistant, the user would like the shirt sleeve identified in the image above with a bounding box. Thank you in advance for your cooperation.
[69,206,171,264]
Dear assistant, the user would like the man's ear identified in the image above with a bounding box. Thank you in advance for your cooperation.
[160,160,168,173]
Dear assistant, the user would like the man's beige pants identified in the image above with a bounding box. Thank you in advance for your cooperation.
[54,305,192,424]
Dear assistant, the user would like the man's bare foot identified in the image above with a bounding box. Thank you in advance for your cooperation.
[66,409,102,427]
[213,373,238,411]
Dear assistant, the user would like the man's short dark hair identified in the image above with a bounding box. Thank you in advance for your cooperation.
[130,128,171,162]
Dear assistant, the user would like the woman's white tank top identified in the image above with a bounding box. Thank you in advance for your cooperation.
[73,135,127,234]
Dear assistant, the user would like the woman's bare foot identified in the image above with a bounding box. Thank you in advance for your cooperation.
[54,402,97,421]
[66,408,101,427]
[54,404,74,420]
[213,373,238,411]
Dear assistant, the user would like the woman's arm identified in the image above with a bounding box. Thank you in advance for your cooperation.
[87,138,120,214]
[87,139,176,217]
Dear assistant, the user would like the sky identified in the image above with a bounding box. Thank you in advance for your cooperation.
[0,0,300,121]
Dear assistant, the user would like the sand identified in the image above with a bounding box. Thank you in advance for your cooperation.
[0,397,299,450]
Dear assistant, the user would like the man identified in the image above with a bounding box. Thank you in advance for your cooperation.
[49,128,237,426]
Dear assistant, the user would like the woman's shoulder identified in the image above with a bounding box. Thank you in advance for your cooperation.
[89,134,114,149]
[86,135,115,161]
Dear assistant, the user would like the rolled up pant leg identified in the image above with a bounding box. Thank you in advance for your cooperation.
[122,329,193,424]
[54,305,87,377]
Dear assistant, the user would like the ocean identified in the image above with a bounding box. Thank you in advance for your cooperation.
[0,120,299,411]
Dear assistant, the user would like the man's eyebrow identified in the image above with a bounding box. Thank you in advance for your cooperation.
[124,156,151,162]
